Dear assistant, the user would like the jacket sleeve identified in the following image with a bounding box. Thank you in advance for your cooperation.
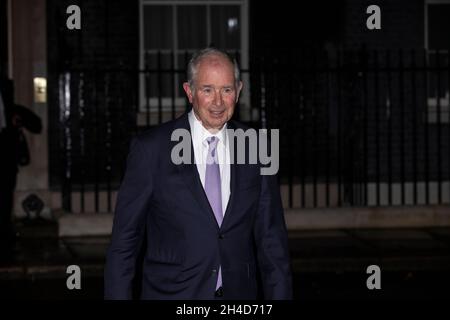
[253,173,293,300]
[104,137,153,299]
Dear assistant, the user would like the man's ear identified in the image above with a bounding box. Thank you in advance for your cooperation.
[235,81,243,103]
[183,82,194,103]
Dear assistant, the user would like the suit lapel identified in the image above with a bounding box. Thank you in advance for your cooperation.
[220,120,238,231]
[172,113,220,231]
[172,114,243,231]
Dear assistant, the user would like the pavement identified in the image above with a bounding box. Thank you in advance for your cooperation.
[1,217,450,300]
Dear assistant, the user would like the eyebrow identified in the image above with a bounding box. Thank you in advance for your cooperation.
[199,85,234,89]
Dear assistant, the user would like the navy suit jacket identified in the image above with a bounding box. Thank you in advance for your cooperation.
[104,112,293,300]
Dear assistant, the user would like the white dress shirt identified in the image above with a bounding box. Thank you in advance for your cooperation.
[188,110,231,217]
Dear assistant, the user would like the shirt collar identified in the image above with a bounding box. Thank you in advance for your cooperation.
[188,110,227,148]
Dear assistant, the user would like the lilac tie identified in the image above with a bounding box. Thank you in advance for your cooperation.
[205,136,223,290]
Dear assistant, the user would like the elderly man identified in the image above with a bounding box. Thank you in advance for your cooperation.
[104,47,292,300]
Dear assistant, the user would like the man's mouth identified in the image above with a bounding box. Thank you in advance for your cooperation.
[209,110,225,117]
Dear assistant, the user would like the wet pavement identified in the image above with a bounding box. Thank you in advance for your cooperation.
[1,218,450,300]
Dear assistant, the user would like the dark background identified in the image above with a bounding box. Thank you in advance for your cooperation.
[0,0,449,301]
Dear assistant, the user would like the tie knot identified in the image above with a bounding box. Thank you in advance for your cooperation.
[206,136,219,158]
[207,136,219,148]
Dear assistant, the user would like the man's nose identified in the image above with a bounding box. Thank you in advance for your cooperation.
[213,90,223,106]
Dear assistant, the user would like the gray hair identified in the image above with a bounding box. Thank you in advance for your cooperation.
[187,48,241,88]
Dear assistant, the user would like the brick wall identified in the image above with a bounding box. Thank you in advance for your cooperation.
[0,0,7,75]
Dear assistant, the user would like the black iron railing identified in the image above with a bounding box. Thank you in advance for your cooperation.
[50,48,450,212]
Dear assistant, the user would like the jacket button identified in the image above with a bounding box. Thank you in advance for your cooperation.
[218,234,224,239]
[212,269,217,274]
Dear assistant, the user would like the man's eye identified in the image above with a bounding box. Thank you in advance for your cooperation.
[202,88,211,94]
[223,88,233,94]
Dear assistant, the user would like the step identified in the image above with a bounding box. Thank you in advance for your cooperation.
[57,205,450,237]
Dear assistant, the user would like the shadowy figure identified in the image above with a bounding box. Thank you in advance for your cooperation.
[0,77,42,259]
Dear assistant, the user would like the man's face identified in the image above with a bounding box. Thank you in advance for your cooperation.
[183,55,243,133]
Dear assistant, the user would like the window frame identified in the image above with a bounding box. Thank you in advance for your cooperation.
[138,0,250,121]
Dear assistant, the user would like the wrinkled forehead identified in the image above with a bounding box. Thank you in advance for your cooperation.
[197,55,234,74]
